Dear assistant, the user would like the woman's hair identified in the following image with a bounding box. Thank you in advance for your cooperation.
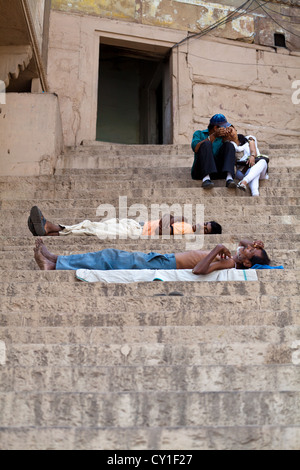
[210,221,222,234]
[238,134,249,146]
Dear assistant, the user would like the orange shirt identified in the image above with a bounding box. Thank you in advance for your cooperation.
[172,222,194,235]
[142,220,194,236]
[142,220,160,236]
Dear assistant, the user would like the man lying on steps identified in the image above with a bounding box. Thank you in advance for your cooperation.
[33,238,270,273]
[28,206,222,237]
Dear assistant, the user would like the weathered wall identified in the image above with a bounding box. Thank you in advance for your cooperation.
[27,0,46,51]
[51,0,300,50]
[47,9,300,148]
[0,93,64,176]
[176,38,300,146]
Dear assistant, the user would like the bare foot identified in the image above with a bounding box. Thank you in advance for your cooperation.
[34,239,56,270]
[36,238,58,263]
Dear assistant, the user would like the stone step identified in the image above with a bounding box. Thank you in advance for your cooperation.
[0,293,298,320]
[0,176,298,196]
[56,165,300,175]
[58,143,299,155]
[0,237,297,253]
[2,308,297,328]
[0,169,299,181]
[2,233,298,244]
[1,325,299,347]
[0,169,299,183]
[62,146,299,160]
[0,143,299,451]
[80,141,299,151]
[1,188,300,208]
[0,425,299,450]
[1,390,299,427]
[7,174,289,197]
[1,165,299,183]
[55,153,300,169]
[2,232,299,247]
[1,188,299,203]
[0,278,299,298]
[1,363,299,393]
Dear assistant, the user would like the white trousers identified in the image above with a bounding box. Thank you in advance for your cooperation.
[236,159,268,196]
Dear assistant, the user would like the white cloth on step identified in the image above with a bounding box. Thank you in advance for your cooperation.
[60,218,143,239]
[76,268,258,283]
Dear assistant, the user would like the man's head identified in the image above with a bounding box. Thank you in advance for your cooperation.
[208,114,231,130]
[193,221,223,234]
[206,221,222,234]
[237,245,270,268]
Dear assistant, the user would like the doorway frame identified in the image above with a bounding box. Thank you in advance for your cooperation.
[89,20,187,145]
[97,41,171,144]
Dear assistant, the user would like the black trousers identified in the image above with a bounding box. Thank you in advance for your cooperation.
[191,140,236,180]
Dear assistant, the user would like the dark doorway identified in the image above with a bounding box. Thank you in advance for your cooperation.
[96,42,172,144]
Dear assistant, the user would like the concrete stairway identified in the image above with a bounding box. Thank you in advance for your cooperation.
[0,143,299,450]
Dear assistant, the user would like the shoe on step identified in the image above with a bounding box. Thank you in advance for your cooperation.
[237,181,247,191]
[226,179,237,188]
[202,180,214,189]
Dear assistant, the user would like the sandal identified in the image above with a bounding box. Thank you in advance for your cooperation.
[30,206,47,236]
[237,181,247,192]
[27,216,37,236]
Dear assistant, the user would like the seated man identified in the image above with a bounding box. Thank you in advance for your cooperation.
[28,206,222,237]
[191,113,236,189]
[33,238,270,273]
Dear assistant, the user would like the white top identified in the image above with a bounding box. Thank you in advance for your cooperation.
[231,135,260,162]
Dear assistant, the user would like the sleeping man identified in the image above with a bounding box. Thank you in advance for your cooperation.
[33,238,270,273]
[28,206,222,238]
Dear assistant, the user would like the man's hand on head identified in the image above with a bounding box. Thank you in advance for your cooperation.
[253,240,264,249]
[214,127,227,138]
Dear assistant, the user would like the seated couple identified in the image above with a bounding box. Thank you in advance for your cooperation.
[34,238,270,274]
[27,206,222,237]
[191,114,269,196]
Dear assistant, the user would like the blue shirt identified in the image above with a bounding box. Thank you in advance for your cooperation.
[191,129,223,157]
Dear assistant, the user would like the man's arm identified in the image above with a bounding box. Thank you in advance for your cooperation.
[192,244,235,275]
[191,130,211,153]
[239,239,264,249]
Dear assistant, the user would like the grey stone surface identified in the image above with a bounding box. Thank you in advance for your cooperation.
[0,143,299,449]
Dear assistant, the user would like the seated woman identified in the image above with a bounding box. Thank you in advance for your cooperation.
[225,126,269,197]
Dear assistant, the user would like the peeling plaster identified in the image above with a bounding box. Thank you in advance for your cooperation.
[174,0,264,16]
[149,0,162,17]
